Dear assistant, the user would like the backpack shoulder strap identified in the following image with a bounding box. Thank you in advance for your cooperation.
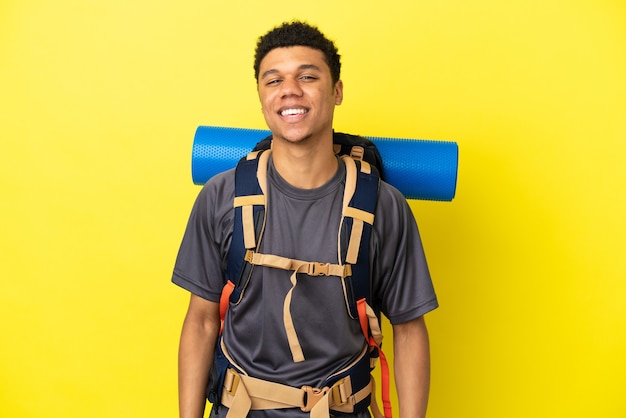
[224,150,270,307]
[340,156,391,418]
[339,156,380,319]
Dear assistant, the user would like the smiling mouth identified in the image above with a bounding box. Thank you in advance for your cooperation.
[280,108,308,117]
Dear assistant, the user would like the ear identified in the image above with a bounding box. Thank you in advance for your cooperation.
[334,80,344,105]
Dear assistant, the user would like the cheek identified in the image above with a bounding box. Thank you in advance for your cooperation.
[259,91,275,111]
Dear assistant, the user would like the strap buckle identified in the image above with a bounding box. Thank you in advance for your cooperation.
[301,386,329,412]
[308,262,331,276]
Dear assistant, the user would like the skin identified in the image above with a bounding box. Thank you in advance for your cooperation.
[178,295,220,418]
[178,45,432,418]
[257,46,343,189]
[393,316,431,418]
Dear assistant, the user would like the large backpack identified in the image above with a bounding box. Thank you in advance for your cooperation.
[211,132,392,418]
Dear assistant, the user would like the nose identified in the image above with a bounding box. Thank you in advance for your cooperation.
[280,77,303,98]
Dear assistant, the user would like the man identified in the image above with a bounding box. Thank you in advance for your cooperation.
[173,21,438,418]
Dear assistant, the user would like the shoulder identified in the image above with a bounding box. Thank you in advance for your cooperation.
[375,180,413,219]
[187,168,236,232]
[371,179,420,244]
[201,168,235,198]
[378,179,405,202]
[195,168,235,209]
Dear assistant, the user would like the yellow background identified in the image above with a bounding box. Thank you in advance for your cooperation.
[1,0,625,417]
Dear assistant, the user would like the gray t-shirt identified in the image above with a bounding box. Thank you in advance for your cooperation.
[172,156,438,416]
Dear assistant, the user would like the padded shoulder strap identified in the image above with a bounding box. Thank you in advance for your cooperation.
[339,156,380,319]
[225,150,270,304]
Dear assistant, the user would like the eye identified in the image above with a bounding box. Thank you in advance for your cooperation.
[266,78,282,86]
[300,75,318,82]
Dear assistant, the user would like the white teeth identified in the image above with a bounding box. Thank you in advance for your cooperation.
[281,108,307,116]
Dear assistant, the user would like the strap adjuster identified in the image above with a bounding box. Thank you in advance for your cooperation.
[223,369,241,396]
[350,145,365,161]
[330,377,352,406]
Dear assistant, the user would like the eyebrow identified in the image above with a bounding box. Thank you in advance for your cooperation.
[261,64,322,80]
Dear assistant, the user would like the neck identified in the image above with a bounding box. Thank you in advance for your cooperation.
[271,133,338,189]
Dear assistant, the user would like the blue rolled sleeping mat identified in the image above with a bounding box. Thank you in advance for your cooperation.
[191,126,459,201]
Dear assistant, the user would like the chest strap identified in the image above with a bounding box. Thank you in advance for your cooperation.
[243,249,353,363]
[244,250,352,278]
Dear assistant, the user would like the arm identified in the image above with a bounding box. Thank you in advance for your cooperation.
[392,315,431,418]
[178,294,221,418]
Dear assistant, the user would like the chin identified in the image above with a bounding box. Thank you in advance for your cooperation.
[274,130,313,144]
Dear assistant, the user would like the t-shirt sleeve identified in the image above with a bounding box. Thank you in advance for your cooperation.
[371,182,439,324]
[171,170,235,302]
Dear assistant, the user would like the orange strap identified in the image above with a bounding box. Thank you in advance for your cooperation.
[356,299,369,340]
[372,339,392,418]
[356,299,392,418]
[219,280,236,333]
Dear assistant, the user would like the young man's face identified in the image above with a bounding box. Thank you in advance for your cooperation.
[257,46,343,145]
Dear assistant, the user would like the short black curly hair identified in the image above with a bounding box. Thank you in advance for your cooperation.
[254,21,341,84]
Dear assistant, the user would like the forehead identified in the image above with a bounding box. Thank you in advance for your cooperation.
[259,46,329,74]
